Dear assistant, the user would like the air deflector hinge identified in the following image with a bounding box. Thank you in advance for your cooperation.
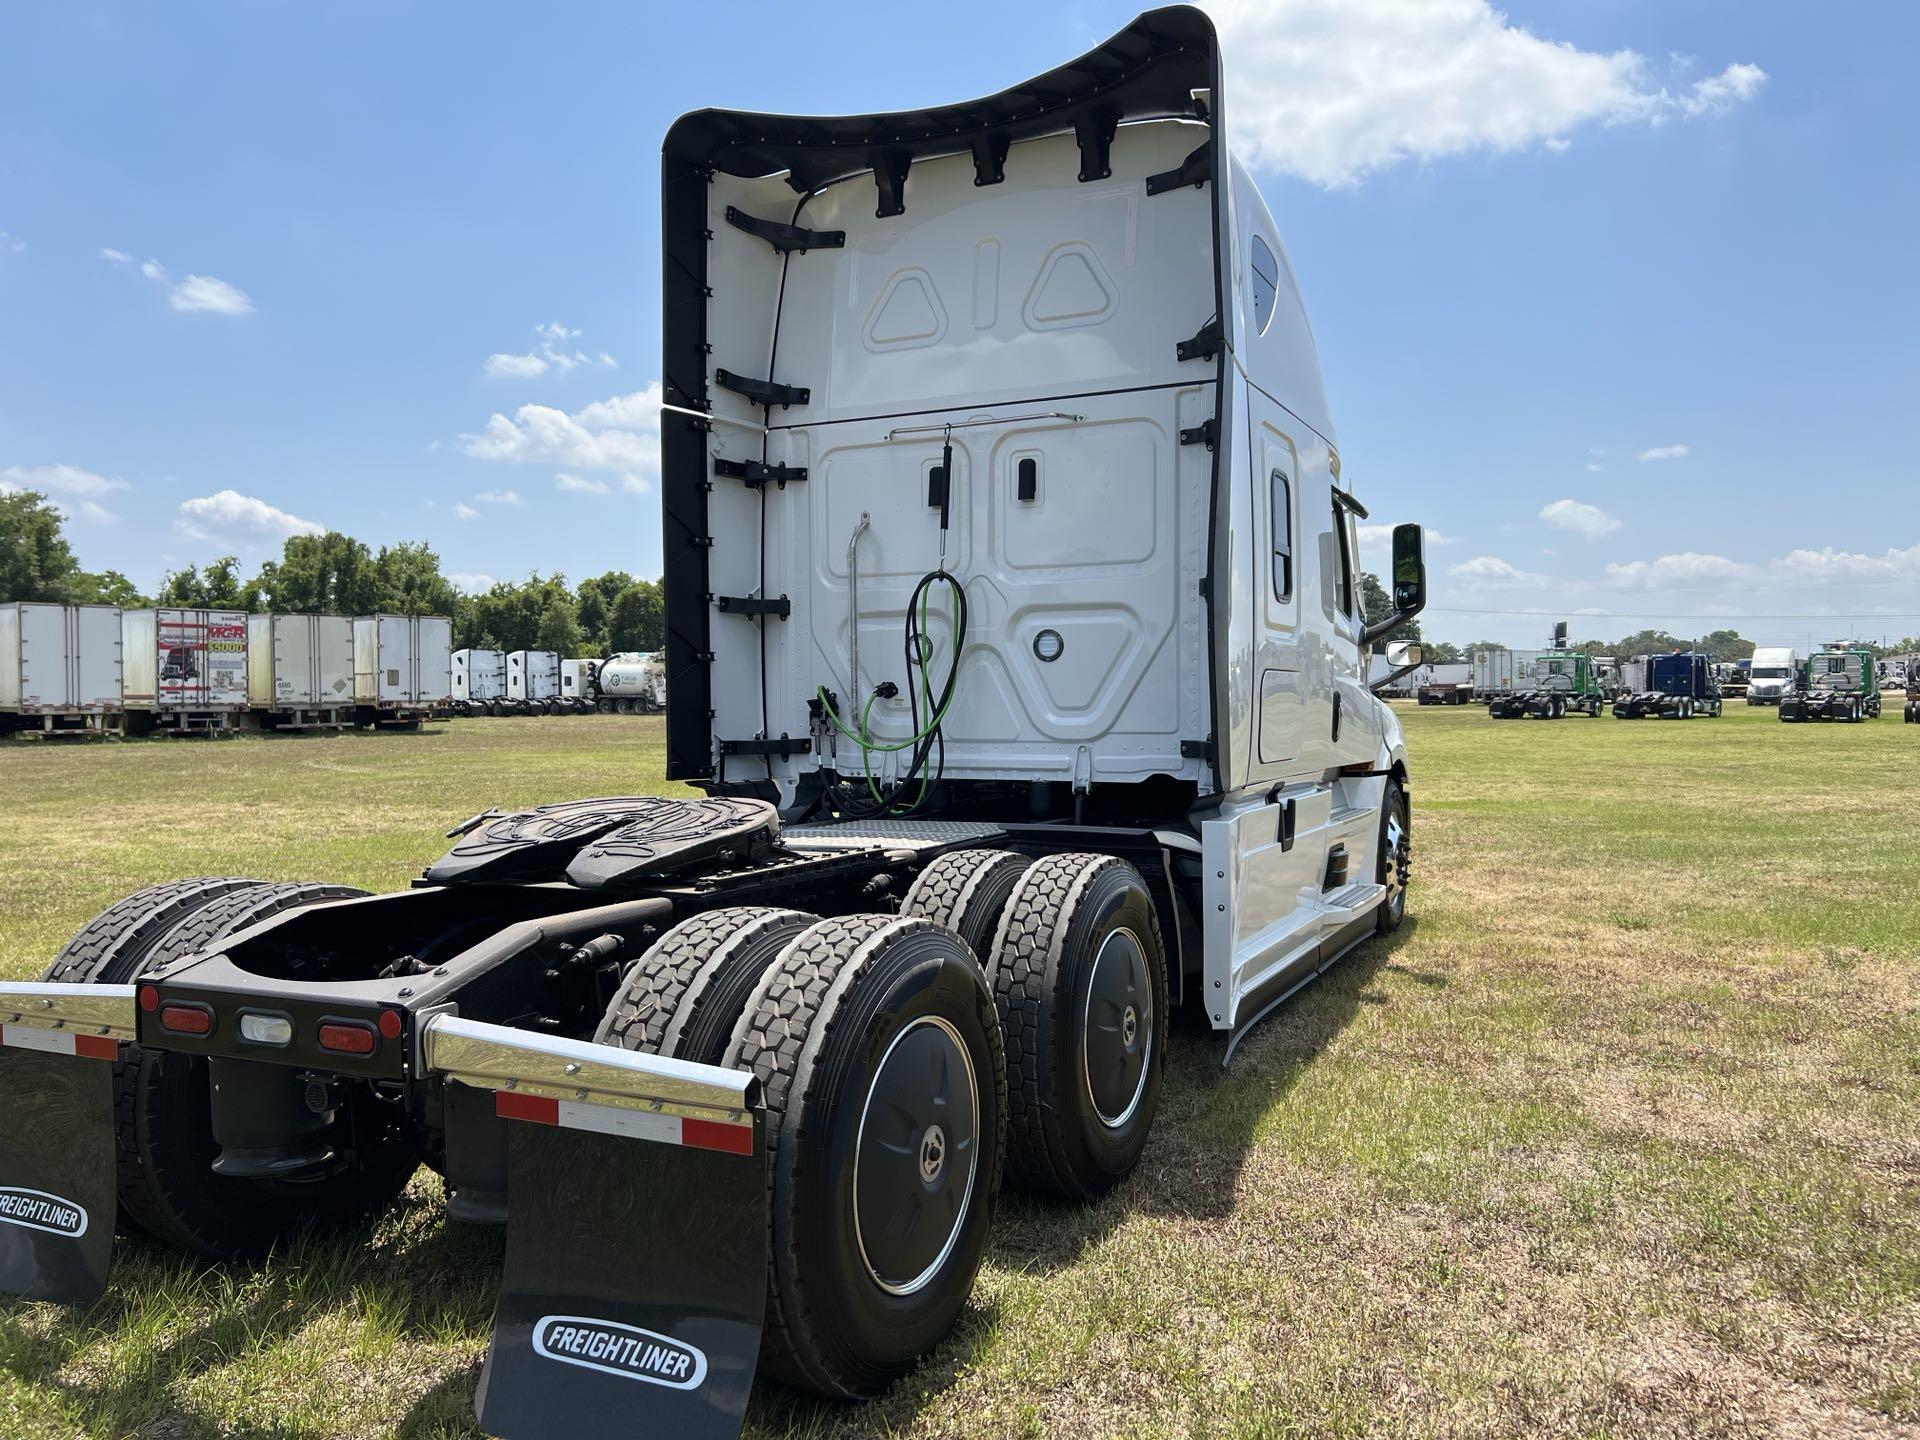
[1075,106,1120,182]
[714,369,810,409]
[1180,738,1215,763]
[712,458,808,489]
[1146,141,1211,196]
[1176,317,1221,363]
[723,206,845,255]
[1179,417,1218,450]
[719,736,811,758]
[713,595,791,621]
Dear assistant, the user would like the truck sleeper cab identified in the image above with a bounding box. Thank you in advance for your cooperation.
[0,11,1428,1440]
[1488,650,1604,719]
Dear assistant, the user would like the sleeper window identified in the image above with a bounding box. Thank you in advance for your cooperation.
[1250,235,1279,335]
[1270,470,1292,602]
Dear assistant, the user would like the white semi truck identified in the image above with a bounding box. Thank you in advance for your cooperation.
[1746,646,1799,705]
[0,12,1429,1438]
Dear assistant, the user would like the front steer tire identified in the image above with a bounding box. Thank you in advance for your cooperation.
[988,854,1167,1202]
[725,914,1006,1399]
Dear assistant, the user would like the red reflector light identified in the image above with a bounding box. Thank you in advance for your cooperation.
[317,1022,377,1055]
[138,984,160,1013]
[158,1003,213,1036]
[377,1008,404,1040]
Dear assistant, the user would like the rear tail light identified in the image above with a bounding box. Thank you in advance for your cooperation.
[138,983,161,1013]
[158,1002,214,1036]
[317,1021,377,1055]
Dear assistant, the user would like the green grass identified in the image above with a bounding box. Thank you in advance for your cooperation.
[2,706,1916,1438]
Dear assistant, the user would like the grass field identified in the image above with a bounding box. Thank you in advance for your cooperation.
[1,706,1915,1439]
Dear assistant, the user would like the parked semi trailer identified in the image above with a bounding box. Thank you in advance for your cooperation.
[1613,651,1723,719]
[1416,663,1472,705]
[1781,646,1880,722]
[1746,646,1798,705]
[1470,646,1542,704]
[353,614,452,728]
[1488,644,1605,719]
[123,607,248,735]
[453,648,509,716]
[0,601,124,737]
[246,613,354,730]
[0,14,1431,1439]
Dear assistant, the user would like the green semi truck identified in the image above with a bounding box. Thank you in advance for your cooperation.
[1488,649,1606,719]
[1781,646,1880,723]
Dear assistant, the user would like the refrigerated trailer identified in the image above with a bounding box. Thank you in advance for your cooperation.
[246,613,354,729]
[1471,647,1542,703]
[507,650,562,713]
[0,602,123,737]
[0,12,1434,1439]
[352,614,452,727]
[454,648,509,716]
[122,608,248,735]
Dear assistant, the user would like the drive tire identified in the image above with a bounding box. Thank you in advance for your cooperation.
[726,914,1006,1399]
[987,854,1167,1202]
[595,906,817,1066]
[899,850,1033,964]
[41,877,263,987]
[107,881,418,1260]
[1376,779,1410,935]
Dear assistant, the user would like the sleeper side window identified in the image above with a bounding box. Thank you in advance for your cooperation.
[1250,236,1279,336]
[1270,470,1292,602]
[1332,502,1357,618]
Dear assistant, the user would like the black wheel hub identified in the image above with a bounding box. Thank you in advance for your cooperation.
[854,1016,978,1296]
[1083,928,1153,1129]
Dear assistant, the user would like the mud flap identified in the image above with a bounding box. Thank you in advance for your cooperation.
[420,1016,765,1440]
[0,983,137,1304]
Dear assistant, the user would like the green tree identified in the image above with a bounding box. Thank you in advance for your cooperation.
[374,541,460,617]
[0,489,82,601]
[68,568,147,607]
[607,580,664,653]
[156,555,246,608]
[249,531,379,613]
[574,570,633,654]
[1420,640,1463,664]
[534,594,584,656]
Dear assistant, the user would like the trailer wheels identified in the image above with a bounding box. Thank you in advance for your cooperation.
[595,906,817,1066]
[726,914,1005,1398]
[109,881,418,1259]
[900,849,1033,962]
[1375,780,1410,935]
[988,854,1167,1202]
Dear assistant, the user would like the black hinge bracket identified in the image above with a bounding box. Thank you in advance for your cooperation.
[1180,738,1216,763]
[1146,141,1211,196]
[1176,317,1222,364]
[713,594,791,620]
[971,132,1011,187]
[723,206,845,255]
[1180,417,1218,450]
[714,369,810,408]
[712,458,808,489]
[719,736,811,758]
[1075,106,1120,183]
[873,150,911,218]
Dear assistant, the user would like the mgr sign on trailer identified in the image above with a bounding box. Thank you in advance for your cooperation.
[157,610,247,710]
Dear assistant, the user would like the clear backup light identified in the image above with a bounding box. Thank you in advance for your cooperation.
[239,1013,294,1047]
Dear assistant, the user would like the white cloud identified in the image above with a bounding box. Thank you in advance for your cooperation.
[454,502,479,521]
[100,247,132,264]
[176,489,322,542]
[1359,523,1454,549]
[1449,555,1548,588]
[620,474,652,495]
[0,463,129,497]
[1539,498,1621,538]
[1637,443,1690,462]
[447,571,498,594]
[484,321,617,379]
[71,499,118,524]
[1585,462,1604,473]
[556,473,613,496]
[140,259,166,281]
[169,274,253,314]
[1204,0,1767,186]
[1771,544,1920,585]
[1604,552,1752,588]
[473,488,522,506]
[461,380,662,482]
[0,230,24,255]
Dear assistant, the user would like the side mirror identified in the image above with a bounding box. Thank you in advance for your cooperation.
[1385,641,1422,668]
[1362,523,1429,647]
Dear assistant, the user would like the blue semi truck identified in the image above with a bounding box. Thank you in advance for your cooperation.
[1612,651,1724,719]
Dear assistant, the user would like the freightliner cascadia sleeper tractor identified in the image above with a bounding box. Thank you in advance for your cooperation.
[0,11,1428,1438]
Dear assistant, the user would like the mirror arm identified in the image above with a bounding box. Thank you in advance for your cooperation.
[1370,662,1421,695]
[1361,601,1424,649]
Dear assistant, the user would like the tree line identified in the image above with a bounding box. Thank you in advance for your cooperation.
[0,487,664,657]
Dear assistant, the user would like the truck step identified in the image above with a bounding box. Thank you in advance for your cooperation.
[784,819,1008,853]
[1320,881,1385,914]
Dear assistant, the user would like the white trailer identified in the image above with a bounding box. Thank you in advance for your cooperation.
[507,650,562,712]
[0,602,124,737]
[452,648,508,715]
[353,614,452,727]
[1471,648,1542,702]
[122,608,248,735]
[246,613,354,729]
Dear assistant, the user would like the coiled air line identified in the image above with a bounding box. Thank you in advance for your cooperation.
[816,430,969,817]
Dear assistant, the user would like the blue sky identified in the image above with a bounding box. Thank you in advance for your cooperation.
[1,1,1915,648]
